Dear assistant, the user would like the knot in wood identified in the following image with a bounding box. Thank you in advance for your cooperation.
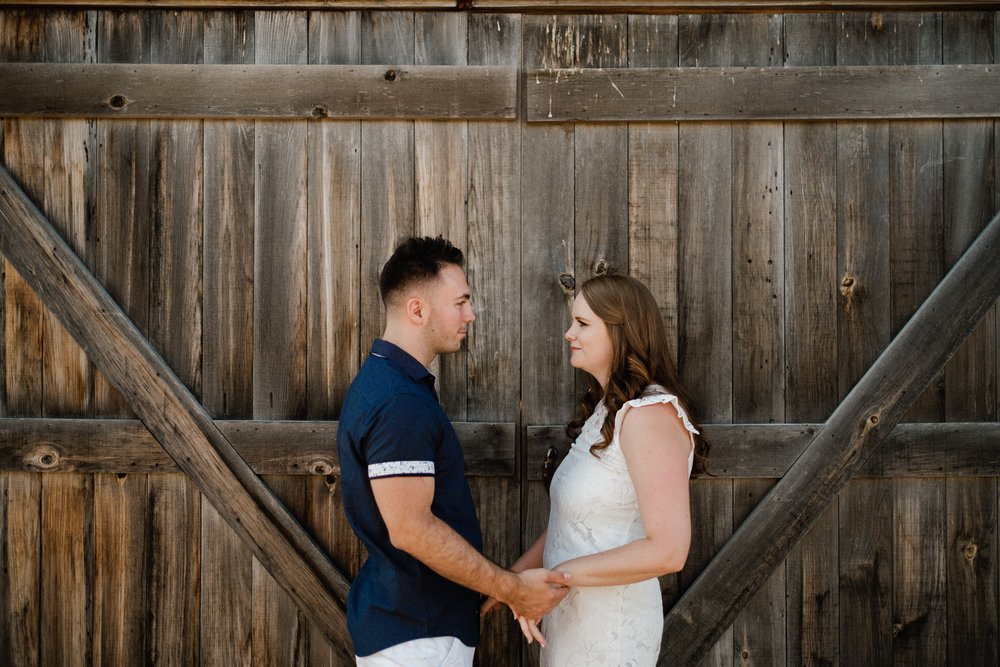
[965,543,978,560]
[309,460,333,476]
[384,69,397,82]
[27,446,60,471]
[593,258,610,276]
[869,414,879,425]
[840,274,858,310]
[871,13,886,32]
[558,273,575,292]
[109,94,128,110]
[311,105,329,118]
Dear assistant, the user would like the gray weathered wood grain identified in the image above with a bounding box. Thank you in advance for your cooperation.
[201,11,255,667]
[0,418,516,476]
[0,62,517,120]
[943,12,999,666]
[0,157,354,657]
[657,203,1000,664]
[526,64,1000,122]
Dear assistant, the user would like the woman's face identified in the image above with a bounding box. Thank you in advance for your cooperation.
[565,293,613,387]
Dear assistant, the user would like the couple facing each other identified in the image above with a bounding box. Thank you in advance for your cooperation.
[337,236,710,666]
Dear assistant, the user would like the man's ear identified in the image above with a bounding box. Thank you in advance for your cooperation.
[404,296,425,324]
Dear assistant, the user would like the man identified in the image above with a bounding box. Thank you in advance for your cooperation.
[337,236,569,665]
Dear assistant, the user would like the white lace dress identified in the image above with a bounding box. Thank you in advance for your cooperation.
[540,387,697,667]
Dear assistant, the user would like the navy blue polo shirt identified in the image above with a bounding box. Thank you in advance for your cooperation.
[337,339,483,657]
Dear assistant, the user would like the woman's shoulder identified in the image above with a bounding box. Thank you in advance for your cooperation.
[617,385,699,436]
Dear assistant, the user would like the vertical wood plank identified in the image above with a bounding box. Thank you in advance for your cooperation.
[359,11,415,356]
[627,14,679,372]
[573,16,628,290]
[677,14,736,666]
[2,127,45,420]
[147,474,201,665]
[782,14,840,667]
[894,478,947,665]
[943,12,997,424]
[627,12,683,617]
[682,479,734,667]
[520,15,577,666]
[890,15,945,424]
[306,9,361,424]
[144,12,204,664]
[725,15,787,666]
[91,9,152,417]
[732,479,786,666]
[888,14,947,667]
[306,11,362,667]
[839,472,893,666]
[836,14,894,667]
[91,13,153,665]
[946,476,999,667]
[201,10,255,667]
[0,11,95,667]
[40,474,93,667]
[1,11,45,419]
[252,10,310,666]
[468,13,521,665]
[38,13,96,667]
[943,13,999,667]
[414,11,468,417]
[732,17,784,427]
[93,472,146,666]
[676,16,733,424]
[1,473,42,667]
[40,11,94,420]
[1,20,47,664]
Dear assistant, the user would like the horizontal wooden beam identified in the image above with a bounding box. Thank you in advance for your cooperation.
[527,422,1000,479]
[0,418,515,476]
[479,0,1000,9]
[2,418,997,478]
[0,164,353,657]
[527,65,1000,122]
[0,63,517,120]
[660,209,1000,665]
[3,1,996,10]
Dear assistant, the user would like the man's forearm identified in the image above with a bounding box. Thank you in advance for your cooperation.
[392,510,518,603]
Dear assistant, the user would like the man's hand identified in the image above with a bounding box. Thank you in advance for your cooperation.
[505,568,571,619]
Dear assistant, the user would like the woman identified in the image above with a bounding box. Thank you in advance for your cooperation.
[484,274,709,665]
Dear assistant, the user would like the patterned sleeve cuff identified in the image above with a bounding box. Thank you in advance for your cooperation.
[368,460,436,479]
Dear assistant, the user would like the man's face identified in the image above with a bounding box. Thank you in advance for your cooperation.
[423,263,476,355]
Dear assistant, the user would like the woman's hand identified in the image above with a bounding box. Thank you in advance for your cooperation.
[514,611,547,647]
[479,595,502,616]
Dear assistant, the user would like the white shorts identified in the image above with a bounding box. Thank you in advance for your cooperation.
[356,636,475,667]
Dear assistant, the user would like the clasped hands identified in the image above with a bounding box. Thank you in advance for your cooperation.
[480,567,570,647]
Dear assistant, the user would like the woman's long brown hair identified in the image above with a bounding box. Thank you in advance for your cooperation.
[565,274,710,477]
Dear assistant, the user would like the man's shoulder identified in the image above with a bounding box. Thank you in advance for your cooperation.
[342,365,440,428]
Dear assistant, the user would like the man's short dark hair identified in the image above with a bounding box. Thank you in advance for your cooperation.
[379,236,465,306]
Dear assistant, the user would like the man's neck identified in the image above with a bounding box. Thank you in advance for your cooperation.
[381,327,436,368]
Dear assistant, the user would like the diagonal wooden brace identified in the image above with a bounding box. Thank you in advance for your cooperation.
[660,208,1000,665]
[0,164,354,657]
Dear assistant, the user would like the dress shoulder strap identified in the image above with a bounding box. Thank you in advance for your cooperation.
[614,386,699,437]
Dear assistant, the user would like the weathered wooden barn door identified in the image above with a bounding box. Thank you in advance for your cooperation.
[2,6,1000,667]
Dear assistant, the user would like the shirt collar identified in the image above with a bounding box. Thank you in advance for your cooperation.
[370,339,435,385]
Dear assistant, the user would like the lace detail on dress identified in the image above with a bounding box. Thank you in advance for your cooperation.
[540,386,694,666]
